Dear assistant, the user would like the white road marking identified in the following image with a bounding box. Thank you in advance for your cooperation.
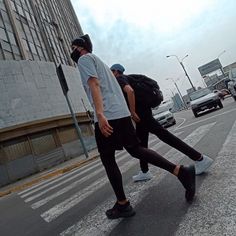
[175,119,236,236]
[20,161,101,198]
[18,158,100,196]
[174,117,186,130]
[60,122,216,236]
[30,153,134,207]
[176,107,236,130]
[41,158,138,222]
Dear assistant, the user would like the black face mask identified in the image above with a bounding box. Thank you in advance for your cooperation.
[70,49,81,63]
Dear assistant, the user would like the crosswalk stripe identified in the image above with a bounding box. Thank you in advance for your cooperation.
[29,130,179,209]
[18,158,100,196]
[18,127,177,198]
[175,119,236,236]
[19,132,159,197]
[41,158,138,222]
[20,161,101,198]
[24,150,139,204]
[30,153,136,207]
[60,122,216,236]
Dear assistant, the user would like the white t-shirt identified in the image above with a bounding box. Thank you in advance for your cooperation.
[78,53,130,122]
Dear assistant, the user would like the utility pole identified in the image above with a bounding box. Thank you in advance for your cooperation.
[166,54,196,91]
[57,64,89,158]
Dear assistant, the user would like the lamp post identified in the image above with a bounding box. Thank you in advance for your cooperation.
[166,54,196,91]
[217,50,226,59]
[166,78,188,109]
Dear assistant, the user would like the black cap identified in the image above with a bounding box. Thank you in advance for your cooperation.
[71,34,93,53]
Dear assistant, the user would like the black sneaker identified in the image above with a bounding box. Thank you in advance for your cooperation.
[178,165,196,202]
[106,201,136,219]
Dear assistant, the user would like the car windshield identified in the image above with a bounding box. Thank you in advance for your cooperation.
[152,105,170,115]
[189,88,212,101]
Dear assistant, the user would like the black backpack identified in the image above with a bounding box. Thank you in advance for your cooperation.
[127,74,163,108]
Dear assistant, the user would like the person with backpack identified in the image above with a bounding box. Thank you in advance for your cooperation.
[110,63,213,182]
[71,35,196,219]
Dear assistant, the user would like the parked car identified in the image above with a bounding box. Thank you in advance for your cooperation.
[189,88,223,117]
[152,105,176,127]
[228,68,236,101]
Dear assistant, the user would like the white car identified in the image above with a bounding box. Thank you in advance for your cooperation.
[152,105,176,127]
[189,88,223,117]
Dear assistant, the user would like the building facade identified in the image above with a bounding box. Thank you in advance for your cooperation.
[0,0,96,186]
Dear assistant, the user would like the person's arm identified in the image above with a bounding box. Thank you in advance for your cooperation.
[123,85,140,123]
[87,77,113,137]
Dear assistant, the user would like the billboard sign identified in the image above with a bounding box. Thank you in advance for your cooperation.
[198,59,222,77]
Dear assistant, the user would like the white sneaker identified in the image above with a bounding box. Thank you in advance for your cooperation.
[132,171,153,182]
[195,155,213,175]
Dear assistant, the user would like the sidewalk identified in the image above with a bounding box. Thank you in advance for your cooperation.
[0,148,100,198]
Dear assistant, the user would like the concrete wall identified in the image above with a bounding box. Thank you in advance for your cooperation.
[0,60,92,129]
[0,60,97,187]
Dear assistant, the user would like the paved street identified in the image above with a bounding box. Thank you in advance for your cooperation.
[0,97,236,236]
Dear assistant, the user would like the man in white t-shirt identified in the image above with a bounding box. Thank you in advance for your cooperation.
[70,35,196,220]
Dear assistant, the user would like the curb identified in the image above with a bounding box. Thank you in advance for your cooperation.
[0,154,100,198]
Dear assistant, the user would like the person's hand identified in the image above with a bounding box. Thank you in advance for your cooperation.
[131,112,141,123]
[98,114,113,137]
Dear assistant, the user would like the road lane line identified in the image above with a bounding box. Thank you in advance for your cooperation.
[174,117,186,130]
[29,153,135,207]
[175,119,236,236]
[27,130,182,204]
[20,161,101,198]
[18,158,100,196]
[60,122,216,235]
[176,107,236,130]
[41,158,138,222]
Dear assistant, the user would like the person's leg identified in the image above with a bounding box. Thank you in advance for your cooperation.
[126,145,176,173]
[100,149,126,201]
[132,122,153,181]
[147,117,213,175]
[125,145,196,202]
[100,149,135,219]
[148,117,202,160]
[135,122,149,172]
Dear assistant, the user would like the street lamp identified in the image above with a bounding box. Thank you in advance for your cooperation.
[217,50,226,59]
[166,78,188,109]
[166,54,196,91]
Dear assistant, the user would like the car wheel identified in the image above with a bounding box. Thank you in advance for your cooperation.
[218,100,223,108]
[193,110,198,117]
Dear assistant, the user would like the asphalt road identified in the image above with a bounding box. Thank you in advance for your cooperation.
[0,97,236,236]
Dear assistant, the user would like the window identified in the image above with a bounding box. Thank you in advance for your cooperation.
[1,40,12,51]
[8,32,17,45]
[4,50,13,59]
[0,27,7,41]
[29,42,36,54]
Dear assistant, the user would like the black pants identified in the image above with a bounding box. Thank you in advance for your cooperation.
[95,117,176,201]
[100,145,176,201]
[136,107,202,173]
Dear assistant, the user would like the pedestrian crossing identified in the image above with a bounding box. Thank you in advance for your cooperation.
[17,122,218,235]
[175,119,236,236]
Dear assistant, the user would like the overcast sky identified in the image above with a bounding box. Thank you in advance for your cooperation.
[71,0,236,97]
